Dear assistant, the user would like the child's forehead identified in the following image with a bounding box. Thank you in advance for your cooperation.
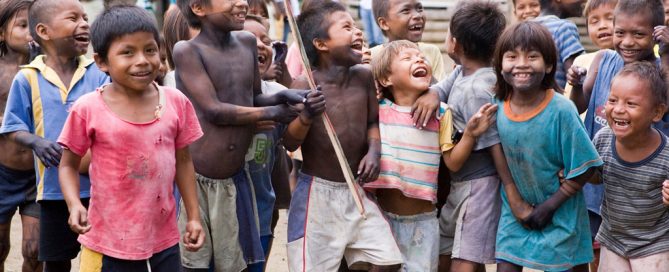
[614,11,654,29]
[327,11,354,27]
[588,2,616,15]
[388,0,420,9]
[112,31,158,47]
[515,0,540,6]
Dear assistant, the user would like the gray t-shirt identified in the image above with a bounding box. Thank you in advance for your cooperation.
[433,66,499,181]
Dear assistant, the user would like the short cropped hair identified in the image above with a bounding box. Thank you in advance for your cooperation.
[90,5,160,61]
[296,1,346,67]
[372,0,391,24]
[583,0,618,18]
[493,21,558,100]
[163,6,192,69]
[28,0,60,44]
[0,0,31,57]
[613,62,668,106]
[450,1,506,63]
[176,0,210,28]
[614,0,664,27]
[371,40,418,101]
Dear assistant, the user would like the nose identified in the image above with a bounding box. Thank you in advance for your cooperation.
[621,35,634,47]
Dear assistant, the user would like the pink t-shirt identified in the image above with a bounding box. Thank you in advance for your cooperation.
[58,85,203,260]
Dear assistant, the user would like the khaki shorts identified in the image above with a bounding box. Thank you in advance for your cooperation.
[286,173,403,271]
[178,174,246,272]
[439,175,501,264]
[599,246,669,272]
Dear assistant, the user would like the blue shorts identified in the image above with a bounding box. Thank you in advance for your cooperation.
[0,163,38,223]
[81,243,180,272]
[233,168,265,264]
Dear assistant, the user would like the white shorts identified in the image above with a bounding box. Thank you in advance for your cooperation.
[599,246,669,272]
[385,210,439,272]
[286,173,403,271]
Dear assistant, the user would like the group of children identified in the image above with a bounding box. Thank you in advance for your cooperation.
[0,0,668,271]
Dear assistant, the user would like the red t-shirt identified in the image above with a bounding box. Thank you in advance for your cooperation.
[58,85,203,260]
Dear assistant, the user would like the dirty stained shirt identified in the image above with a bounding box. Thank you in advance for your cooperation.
[58,85,203,260]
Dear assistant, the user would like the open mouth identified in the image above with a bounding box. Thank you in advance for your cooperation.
[513,72,531,79]
[73,33,90,43]
[258,54,267,66]
[234,12,246,21]
[408,24,423,33]
[597,32,612,39]
[412,66,428,78]
[351,39,363,53]
[612,118,630,128]
[131,71,152,78]
[619,49,639,57]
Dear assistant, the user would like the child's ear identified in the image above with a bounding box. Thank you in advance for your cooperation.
[313,38,328,52]
[190,2,206,17]
[652,103,667,122]
[545,64,553,74]
[377,76,392,88]
[93,53,109,73]
[35,23,49,42]
[377,17,390,33]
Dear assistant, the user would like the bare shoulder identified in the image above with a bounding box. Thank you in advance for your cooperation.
[233,31,257,46]
[349,64,373,80]
[172,40,200,61]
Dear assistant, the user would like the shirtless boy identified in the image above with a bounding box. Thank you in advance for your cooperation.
[174,0,306,271]
[283,2,403,271]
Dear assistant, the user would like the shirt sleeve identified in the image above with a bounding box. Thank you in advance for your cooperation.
[0,72,34,134]
[439,107,454,152]
[556,21,585,63]
[175,95,203,149]
[57,103,91,157]
[432,66,460,103]
[559,103,603,179]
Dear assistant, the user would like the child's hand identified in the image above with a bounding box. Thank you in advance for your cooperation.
[521,201,556,230]
[663,180,669,206]
[411,89,440,129]
[654,26,669,53]
[30,138,63,168]
[356,151,380,183]
[270,104,300,123]
[281,89,309,105]
[68,204,91,234]
[464,103,498,138]
[263,62,284,81]
[303,90,326,118]
[566,66,587,87]
[183,220,205,252]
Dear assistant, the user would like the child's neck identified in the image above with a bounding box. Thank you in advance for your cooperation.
[198,24,234,45]
[108,82,154,99]
[509,88,547,113]
[314,57,351,84]
[43,50,80,88]
[616,127,661,162]
[0,49,28,67]
[458,57,488,77]
[390,87,422,107]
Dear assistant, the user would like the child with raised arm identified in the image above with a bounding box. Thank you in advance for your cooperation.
[534,0,586,89]
[569,0,669,138]
[493,22,602,272]
[0,0,109,270]
[0,1,40,271]
[513,0,542,21]
[363,39,497,272]
[592,62,669,272]
[174,0,307,270]
[58,6,204,271]
[371,0,446,80]
[282,2,403,271]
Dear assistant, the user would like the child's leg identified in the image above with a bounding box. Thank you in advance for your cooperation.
[496,261,523,272]
[19,214,40,272]
[39,199,89,272]
[598,246,632,272]
[629,250,669,271]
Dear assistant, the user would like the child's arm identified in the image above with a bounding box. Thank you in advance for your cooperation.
[9,131,62,168]
[172,42,299,125]
[175,147,205,251]
[357,81,381,184]
[568,51,604,113]
[283,78,325,151]
[253,89,308,107]
[522,167,599,230]
[490,144,534,222]
[442,103,497,172]
[663,180,669,206]
[58,149,90,234]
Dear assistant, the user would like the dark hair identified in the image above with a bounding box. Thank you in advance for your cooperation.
[493,22,558,100]
[296,1,346,67]
[0,0,31,57]
[163,6,192,69]
[248,0,268,18]
[583,0,618,18]
[28,0,59,44]
[245,14,268,29]
[613,62,668,106]
[614,0,664,27]
[91,5,160,61]
[372,0,391,25]
[450,1,506,63]
[176,0,210,28]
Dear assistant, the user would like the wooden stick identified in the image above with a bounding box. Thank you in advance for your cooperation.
[282,0,366,218]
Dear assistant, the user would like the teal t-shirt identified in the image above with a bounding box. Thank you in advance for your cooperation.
[495,90,603,271]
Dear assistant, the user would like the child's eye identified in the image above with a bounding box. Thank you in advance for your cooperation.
[589,18,599,25]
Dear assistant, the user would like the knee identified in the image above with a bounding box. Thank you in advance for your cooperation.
[21,241,38,261]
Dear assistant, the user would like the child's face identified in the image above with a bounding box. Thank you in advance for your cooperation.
[244,20,272,74]
[501,47,552,93]
[0,8,31,56]
[323,11,364,66]
[97,32,161,92]
[514,0,541,22]
[379,0,425,42]
[158,45,168,80]
[201,0,249,31]
[40,0,90,57]
[384,47,432,93]
[613,12,655,64]
[605,74,665,141]
[587,4,615,49]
